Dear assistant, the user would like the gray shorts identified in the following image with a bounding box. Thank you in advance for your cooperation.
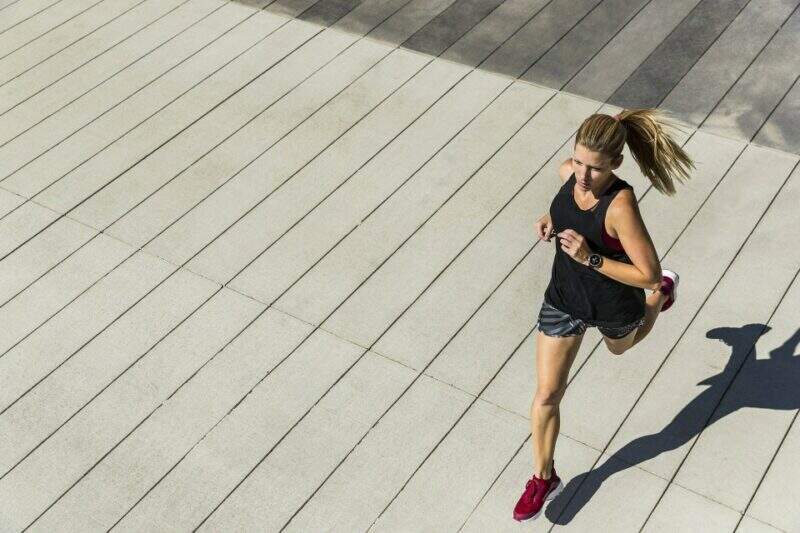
[537,301,644,340]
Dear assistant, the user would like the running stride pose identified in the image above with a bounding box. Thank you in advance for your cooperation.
[513,109,694,522]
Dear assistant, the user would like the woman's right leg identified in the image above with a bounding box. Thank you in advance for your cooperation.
[532,330,584,479]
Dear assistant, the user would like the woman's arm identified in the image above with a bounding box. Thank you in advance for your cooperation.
[557,189,662,291]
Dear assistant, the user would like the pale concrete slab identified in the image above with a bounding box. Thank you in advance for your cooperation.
[660,0,799,127]
[0,217,95,304]
[108,43,433,249]
[369,400,528,532]
[0,200,60,258]
[552,453,668,530]
[283,375,472,532]
[462,433,600,533]
[58,308,314,531]
[737,516,785,533]
[564,0,702,102]
[22,288,263,532]
[754,77,800,154]
[35,10,294,216]
[0,0,145,85]
[0,0,101,59]
[673,267,800,511]
[0,250,174,412]
[130,350,415,532]
[8,289,262,532]
[0,269,217,480]
[644,483,741,532]
[306,93,596,345]
[0,187,25,218]
[0,0,218,125]
[0,0,189,112]
[0,0,244,187]
[0,0,65,34]
[604,157,800,480]
[0,231,131,356]
[228,74,544,306]
[170,44,429,278]
[67,14,332,231]
[701,6,800,142]
[743,408,800,527]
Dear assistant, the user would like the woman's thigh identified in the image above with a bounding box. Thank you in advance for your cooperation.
[535,331,584,394]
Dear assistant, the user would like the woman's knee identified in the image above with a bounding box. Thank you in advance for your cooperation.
[534,385,566,407]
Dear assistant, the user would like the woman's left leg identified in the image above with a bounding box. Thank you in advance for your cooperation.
[603,289,667,355]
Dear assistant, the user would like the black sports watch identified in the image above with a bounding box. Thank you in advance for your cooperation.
[588,253,603,269]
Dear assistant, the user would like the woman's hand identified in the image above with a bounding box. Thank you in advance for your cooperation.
[535,214,553,241]
[557,229,593,265]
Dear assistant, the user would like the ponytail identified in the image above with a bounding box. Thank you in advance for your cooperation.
[575,109,694,196]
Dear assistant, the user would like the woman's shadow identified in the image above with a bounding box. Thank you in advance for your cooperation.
[546,323,800,524]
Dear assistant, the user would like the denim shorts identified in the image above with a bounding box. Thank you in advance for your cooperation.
[536,301,645,340]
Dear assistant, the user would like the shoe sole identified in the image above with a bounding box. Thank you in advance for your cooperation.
[514,480,564,522]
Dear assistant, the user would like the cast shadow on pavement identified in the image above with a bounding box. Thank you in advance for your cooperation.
[546,323,800,524]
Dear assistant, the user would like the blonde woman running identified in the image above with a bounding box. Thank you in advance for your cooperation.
[513,110,694,522]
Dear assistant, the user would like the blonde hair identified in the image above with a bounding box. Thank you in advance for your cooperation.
[575,109,694,196]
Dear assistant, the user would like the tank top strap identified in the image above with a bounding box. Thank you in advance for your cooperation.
[594,177,631,222]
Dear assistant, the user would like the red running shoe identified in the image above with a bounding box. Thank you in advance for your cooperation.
[513,467,563,522]
[660,270,679,312]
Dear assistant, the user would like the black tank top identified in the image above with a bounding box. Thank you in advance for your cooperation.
[544,173,645,327]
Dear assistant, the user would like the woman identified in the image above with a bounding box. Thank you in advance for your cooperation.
[513,109,694,522]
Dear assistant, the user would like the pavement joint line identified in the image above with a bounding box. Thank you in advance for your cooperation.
[0,0,26,15]
[696,1,800,132]
[0,0,68,36]
[650,0,758,111]
[0,0,193,93]
[104,22,440,284]
[517,0,624,82]
[0,0,109,63]
[5,4,800,527]
[0,0,152,88]
[0,0,263,189]
[0,0,212,128]
[643,263,800,530]
[750,71,800,143]
[547,156,800,530]
[0,6,300,258]
[739,512,792,533]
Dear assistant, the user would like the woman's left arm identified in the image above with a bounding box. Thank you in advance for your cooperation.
[557,190,662,290]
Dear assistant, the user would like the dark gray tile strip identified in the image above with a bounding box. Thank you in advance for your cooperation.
[521,0,652,89]
[754,75,800,154]
[479,0,603,79]
[401,0,506,57]
[441,0,552,69]
[299,0,364,27]
[609,0,751,109]
[701,6,800,141]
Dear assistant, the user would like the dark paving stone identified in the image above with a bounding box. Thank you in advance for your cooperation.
[401,0,506,57]
[298,0,364,27]
[521,0,650,89]
[480,0,603,79]
[754,76,800,153]
[441,0,550,68]
[609,0,751,109]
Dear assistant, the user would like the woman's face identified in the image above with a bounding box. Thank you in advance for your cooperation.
[572,143,621,193]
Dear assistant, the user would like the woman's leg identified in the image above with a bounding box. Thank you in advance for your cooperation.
[532,331,583,478]
[603,288,667,355]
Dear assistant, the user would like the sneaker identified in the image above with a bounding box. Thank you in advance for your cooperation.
[513,467,563,522]
[659,270,679,312]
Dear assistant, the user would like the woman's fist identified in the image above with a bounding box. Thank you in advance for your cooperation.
[535,214,553,241]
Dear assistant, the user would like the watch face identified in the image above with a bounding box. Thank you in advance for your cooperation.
[589,254,601,267]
